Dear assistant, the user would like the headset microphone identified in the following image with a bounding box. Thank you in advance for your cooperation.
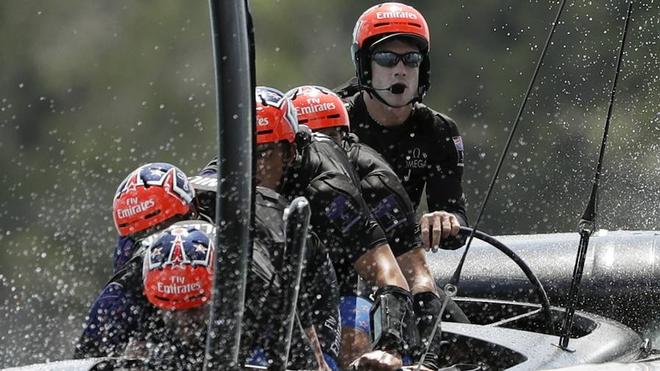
[372,83,406,95]
[390,83,406,94]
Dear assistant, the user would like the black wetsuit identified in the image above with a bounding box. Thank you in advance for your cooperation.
[343,135,422,257]
[247,186,341,366]
[196,179,342,367]
[346,93,469,246]
[74,188,330,369]
[73,250,153,358]
[281,135,389,296]
[343,136,470,326]
[202,136,388,297]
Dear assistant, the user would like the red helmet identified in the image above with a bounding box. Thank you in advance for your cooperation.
[113,163,194,237]
[255,86,299,145]
[286,86,349,132]
[143,222,215,311]
[351,2,431,98]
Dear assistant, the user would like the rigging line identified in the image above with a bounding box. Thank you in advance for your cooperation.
[415,293,451,371]
[558,0,634,350]
[583,1,634,226]
[447,0,567,289]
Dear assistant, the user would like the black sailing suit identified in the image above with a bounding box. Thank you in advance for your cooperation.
[344,135,421,257]
[346,93,468,249]
[202,136,388,297]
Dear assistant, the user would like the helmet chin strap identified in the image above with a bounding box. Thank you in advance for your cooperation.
[361,83,421,109]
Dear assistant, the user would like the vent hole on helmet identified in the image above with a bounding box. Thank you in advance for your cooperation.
[407,22,422,29]
[298,119,309,124]
[373,22,389,28]
[327,114,341,119]
[258,129,274,135]
[144,210,162,220]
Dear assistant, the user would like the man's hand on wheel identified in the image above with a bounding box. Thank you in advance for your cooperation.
[420,211,460,252]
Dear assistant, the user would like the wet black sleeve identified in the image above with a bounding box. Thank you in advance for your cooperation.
[249,187,338,353]
[285,138,388,284]
[246,234,318,369]
[73,254,151,358]
[349,143,422,257]
[300,232,341,360]
[361,172,421,256]
[241,235,289,360]
[305,172,387,266]
[426,114,469,228]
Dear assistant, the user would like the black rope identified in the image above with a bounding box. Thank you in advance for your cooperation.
[447,0,567,290]
[558,0,634,350]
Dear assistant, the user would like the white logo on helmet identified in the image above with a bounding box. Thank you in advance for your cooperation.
[157,279,202,295]
[296,101,337,116]
[116,198,156,219]
[258,117,270,126]
[376,11,417,20]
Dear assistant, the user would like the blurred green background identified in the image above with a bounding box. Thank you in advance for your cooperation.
[0,0,658,367]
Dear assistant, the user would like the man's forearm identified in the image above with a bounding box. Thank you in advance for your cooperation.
[354,243,410,290]
[396,247,436,295]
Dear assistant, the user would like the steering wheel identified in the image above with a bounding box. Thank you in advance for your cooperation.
[449,227,554,332]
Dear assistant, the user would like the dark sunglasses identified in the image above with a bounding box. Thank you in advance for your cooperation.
[372,51,423,68]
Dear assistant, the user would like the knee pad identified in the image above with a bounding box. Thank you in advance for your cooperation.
[413,291,467,369]
[369,285,420,355]
[413,292,443,347]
